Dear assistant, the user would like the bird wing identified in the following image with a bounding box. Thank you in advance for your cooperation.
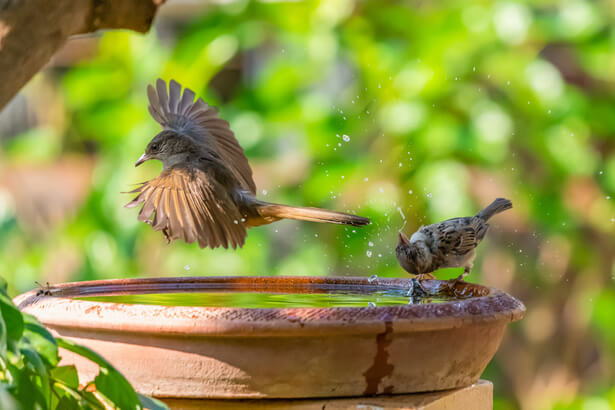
[125,166,247,249]
[435,217,480,256]
[147,78,256,194]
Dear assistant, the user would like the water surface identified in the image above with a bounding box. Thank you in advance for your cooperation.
[77,287,468,308]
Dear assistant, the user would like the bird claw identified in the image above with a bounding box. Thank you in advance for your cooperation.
[448,270,469,287]
[414,273,436,281]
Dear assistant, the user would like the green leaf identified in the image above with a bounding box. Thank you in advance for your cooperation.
[52,382,104,410]
[137,393,169,410]
[50,366,79,389]
[14,367,46,410]
[19,345,50,408]
[0,308,7,359]
[0,278,8,296]
[56,396,82,410]
[0,293,24,344]
[21,315,58,367]
[56,338,142,410]
[0,384,19,410]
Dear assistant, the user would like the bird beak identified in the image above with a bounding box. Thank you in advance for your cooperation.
[398,232,410,246]
[135,153,151,167]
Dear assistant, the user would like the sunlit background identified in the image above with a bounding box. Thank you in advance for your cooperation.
[1,0,614,408]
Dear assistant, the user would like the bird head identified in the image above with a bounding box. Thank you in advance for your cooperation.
[396,231,419,274]
[135,131,194,168]
[398,231,410,246]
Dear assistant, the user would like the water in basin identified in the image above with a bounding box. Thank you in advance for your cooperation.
[75,285,472,308]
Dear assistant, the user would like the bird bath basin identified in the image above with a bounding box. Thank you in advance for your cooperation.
[14,276,525,399]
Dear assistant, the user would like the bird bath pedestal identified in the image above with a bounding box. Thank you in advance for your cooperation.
[15,276,524,409]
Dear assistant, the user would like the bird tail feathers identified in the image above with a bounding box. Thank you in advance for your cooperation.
[255,203,370,227]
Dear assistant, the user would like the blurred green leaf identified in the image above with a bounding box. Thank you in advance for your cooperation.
[0,291,23,346]
[21,314,58,367]
[56,338,143,410]
[50,366,79,390]
[137,393,169,410]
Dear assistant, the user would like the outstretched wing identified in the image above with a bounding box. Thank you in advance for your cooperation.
[147,79,256,194]
[125,167,247,249]
[434,217,481,256]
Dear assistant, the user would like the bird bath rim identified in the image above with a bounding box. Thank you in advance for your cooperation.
[15,276,525,337]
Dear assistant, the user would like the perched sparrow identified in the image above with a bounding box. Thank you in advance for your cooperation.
[126,79,370,249]
[396,198,512,281]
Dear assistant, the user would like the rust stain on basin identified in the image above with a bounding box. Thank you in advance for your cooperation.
[363,320,394,395]
[14,276,525,399]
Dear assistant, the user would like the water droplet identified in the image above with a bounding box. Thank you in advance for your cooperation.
[342,134,350,142]
[314,233,319,237]
[408,190,413,194]
[233,220,238,224]
[341,175,345,179]
[398,162,402,167]
[472,66,476,72]
[368,274,378,283]
[262,189,268,195]
[378,253,382,258]
[366,250,373,258]
[547,109,552,114]
[368,241,374,247]
[426,192,432,198]
[184,265,190,271]
[368,302,376,308]
[364,177,369,182]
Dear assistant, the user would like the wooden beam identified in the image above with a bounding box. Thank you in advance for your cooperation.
[0,0,165,110]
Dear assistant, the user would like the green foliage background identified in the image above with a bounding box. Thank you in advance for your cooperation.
[0,1,614,409]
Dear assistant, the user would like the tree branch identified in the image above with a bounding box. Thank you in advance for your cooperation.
[0,0,165,110]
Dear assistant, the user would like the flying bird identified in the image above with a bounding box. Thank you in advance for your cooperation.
[126,79,370,249]
[396,198,512,282]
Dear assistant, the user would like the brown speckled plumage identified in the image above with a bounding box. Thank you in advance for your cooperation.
[126,79,370,249]
[396,198,512,280]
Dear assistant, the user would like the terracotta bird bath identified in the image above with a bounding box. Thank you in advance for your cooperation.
[14,276,525,399]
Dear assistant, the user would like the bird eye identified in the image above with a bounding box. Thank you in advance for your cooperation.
[150,143,159,152]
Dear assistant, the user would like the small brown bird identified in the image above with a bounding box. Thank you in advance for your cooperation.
[126,79,370,249]
[396,198,512,282]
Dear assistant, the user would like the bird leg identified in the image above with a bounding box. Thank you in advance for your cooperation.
[451,267,470,285]
[414,273,436,281]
